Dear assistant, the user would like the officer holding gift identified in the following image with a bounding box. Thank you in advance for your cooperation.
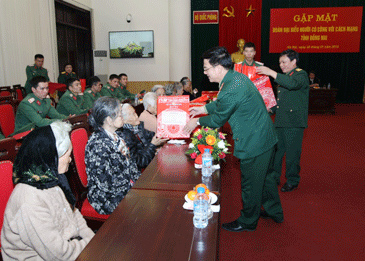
[184,46,283,232]
[256,49,309,192]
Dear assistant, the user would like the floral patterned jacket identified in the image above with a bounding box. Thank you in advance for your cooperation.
[85,129,141,215]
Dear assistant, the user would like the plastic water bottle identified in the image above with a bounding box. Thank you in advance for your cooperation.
[193,187,209,228]
[327,83,331,89]
[134,94,139,104]
[202,149,212,177]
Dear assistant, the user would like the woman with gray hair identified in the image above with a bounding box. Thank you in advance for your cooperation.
[2,121,94,260]
[85,97,141,215]
[139,92,158,133]
[121,103,166,170]
[151,84,165,96]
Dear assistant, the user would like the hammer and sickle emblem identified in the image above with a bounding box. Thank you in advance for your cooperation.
[223,6,235,18]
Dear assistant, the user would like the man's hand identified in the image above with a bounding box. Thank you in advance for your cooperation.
[189,106,206,118]
[151,134,168,146]
[256,66,277,79]
[183,117,199,135]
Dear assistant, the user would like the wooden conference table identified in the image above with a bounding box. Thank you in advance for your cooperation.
[76,143,221,261]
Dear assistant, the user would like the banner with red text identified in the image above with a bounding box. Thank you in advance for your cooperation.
[270,6,363,53]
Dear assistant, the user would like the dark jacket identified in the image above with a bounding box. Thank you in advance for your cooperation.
[121,122,156,170]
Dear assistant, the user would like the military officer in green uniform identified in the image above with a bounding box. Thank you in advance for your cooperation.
[57,78,88,116]
[57,63,77,98]
[257,49,309,192]
[57,63,77,84]
[242,42,263,67]
[184,46,283,232]
[100,74,125,100]
[84,76,102,109]
[25,54,50,94]
[13,76,67,135]
[119,73,141,100]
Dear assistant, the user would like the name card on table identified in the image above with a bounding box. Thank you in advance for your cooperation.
[157,95,190,138]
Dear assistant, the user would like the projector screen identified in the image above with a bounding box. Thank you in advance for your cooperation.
[269,6,363,53]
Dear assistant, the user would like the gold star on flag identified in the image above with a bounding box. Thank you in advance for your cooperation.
[246,5,255,17]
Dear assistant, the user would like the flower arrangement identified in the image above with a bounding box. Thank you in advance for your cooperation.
[185,127,231,163]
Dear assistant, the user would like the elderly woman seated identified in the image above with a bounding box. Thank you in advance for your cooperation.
[1,121,94,260]
[151,84,165,96]
[138,92,158,133]
[122,103,166,169]
[85,97,163,215]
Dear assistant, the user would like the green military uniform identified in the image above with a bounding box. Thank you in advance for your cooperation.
[13,93,67,135]
[100,83,121,99]
[199,70,282,227]
[25,65,50,94]
[242,59,263,67]
[271,67,309,186]
[83,88,102,110]
[56,90,88,116]
[0,131,5,140]
[119,84,136,100]
[57,71,77,85]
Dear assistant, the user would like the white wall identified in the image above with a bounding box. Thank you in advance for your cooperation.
[91,0,170,82]
[0,0,58,86]
[169,0,191,81]
[0,0,191,86]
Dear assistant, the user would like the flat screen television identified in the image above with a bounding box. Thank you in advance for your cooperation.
[109,30,154,58]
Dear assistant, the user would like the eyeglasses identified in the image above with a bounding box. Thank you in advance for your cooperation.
[203,66,214,72]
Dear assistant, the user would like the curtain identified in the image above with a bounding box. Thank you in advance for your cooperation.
[0,0,58,86]
[219,0,263,61]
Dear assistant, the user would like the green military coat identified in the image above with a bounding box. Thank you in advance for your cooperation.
[100,83,121,99]
[13,93,67,135]
[83,88,102,110]
[0,131,5,140]
[57,71,77,85]
[56,90,88,116]
[242,59,263,67]
[199,70,277,160]
[273,67,309,128]
[119,84,136,100]
[25,65,50,94]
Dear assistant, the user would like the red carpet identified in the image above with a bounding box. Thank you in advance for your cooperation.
[218,104,365,261]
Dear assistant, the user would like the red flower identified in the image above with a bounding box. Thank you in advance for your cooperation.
[204,128,209,132]
[219,132,225,140]
[190,152,197,159]
[197,134,203,140]
[219,152,226,159]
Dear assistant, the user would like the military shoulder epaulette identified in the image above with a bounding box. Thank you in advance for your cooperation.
[296,68,302,71]
[62,71,66,74]
[70,94,73,97]
[28,97,35,103]
[78,93,83,96]
[87,90,92,93]
[46,95,50,99]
